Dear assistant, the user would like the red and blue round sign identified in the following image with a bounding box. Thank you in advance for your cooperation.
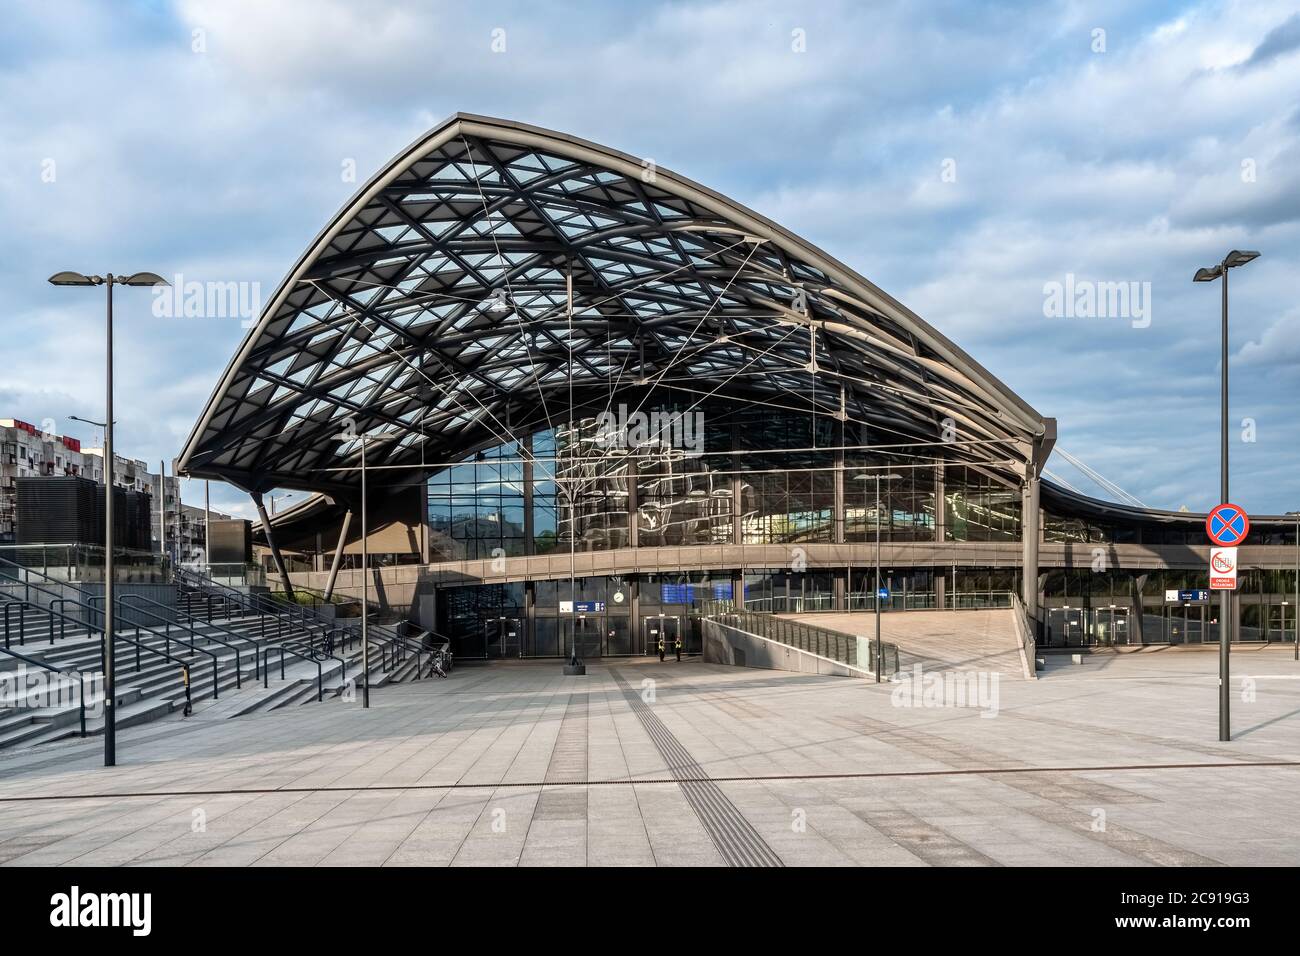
[1206,503,1249,546]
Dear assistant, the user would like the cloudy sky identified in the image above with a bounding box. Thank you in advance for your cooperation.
[1,0,1297,519]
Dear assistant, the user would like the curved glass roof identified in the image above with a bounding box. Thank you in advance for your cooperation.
[177,113,1050,495]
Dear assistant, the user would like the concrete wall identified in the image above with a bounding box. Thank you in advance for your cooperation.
[702,618,871,679]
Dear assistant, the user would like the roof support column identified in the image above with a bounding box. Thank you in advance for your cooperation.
[323,508,354,602]
[1021,474,1041,640]
[522,433,535,555]
[833,419,845,545]
[253,491,296,603]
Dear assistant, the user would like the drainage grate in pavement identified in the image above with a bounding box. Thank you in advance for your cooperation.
[609,668,782,867]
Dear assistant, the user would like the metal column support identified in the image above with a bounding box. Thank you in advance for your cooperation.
[253,491,296,603]
[934,467,946,610]
[522,433,535,555]
[833,435,845,545]
[322,508,353,602]
[1021,474,1041,638]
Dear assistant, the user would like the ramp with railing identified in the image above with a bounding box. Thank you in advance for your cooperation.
[703,607,900,679]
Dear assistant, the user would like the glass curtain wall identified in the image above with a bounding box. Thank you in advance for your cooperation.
[427,440,526,561]
[738,407,836,544]
[428,402,1042,557]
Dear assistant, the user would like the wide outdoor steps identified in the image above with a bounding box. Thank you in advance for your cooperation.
[0,607,433,752]
[778,608,1032,679]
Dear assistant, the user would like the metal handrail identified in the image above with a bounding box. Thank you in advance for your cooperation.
[115,595,245,690]
[2,600,28,648]
[259,640,328,702]
[177,576,333,656]
[2,574,225,700]
[1010,591,1038,677]
[180,567,413,667]
[86,594,224,689]
[0,643,89,737]
[707,604,902,677]
[2,597,211,709]
[119,591,271,679]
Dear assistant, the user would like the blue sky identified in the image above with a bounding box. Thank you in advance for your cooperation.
[1,0,1298,519]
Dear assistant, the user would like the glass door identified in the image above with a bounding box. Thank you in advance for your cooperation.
[484,617,523,658]
[573,615,602,659]
[1270,603,1296,644]
[1095,607,1129,646]
[1045,607,1091,646]
[605,617,632,656]
[642,615,680,655]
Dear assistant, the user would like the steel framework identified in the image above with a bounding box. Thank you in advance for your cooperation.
[177,114,1049,494]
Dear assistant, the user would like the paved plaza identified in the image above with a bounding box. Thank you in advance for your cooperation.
[0,647,1298,866]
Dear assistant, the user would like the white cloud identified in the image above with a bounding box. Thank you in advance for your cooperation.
[1,0,1298,514]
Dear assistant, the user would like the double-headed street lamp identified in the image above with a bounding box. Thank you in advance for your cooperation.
[1193,249,1259,742]
[49,271,167,768]
[853,471,901,682]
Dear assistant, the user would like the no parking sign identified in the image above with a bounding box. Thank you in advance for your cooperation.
[1206,503,1249,546]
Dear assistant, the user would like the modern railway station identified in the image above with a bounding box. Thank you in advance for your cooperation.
[174,114,1298,664]
[2,113,1298,885]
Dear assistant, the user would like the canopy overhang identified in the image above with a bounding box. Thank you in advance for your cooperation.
[177,113,1050,496]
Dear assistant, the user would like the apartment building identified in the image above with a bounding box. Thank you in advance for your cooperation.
[2,418,228,562]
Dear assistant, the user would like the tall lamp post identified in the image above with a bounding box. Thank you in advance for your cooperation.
[1193,249,1259,742]
[1288,511,1300,661]
[332,429,398,709]
[49,271,167,767]
[854,472,901,682]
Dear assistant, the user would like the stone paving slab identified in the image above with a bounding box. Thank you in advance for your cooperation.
[0,648,1298,866]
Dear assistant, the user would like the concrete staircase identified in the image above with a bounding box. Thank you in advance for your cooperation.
[0,569,437,754]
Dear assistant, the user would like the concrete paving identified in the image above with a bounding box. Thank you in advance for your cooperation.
[0,645,1298,867]
[784,609,1028,678]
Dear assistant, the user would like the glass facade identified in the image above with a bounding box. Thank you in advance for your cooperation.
[944,466,1020,542]
[417,398,1300,659]
[1040,567,1300,648]
[425,399,1039,557]
[427,440,525,561]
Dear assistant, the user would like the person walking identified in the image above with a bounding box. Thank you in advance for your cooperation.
[181,666,192,717]
[674,634,682,662]
[658,635,666,662]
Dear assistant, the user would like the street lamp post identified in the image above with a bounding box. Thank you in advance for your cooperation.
[854,472,901,682]
[331,430,398,709]
[1288,511,1300,661]
[1194,249,1259,742]
[49,271,167,768]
